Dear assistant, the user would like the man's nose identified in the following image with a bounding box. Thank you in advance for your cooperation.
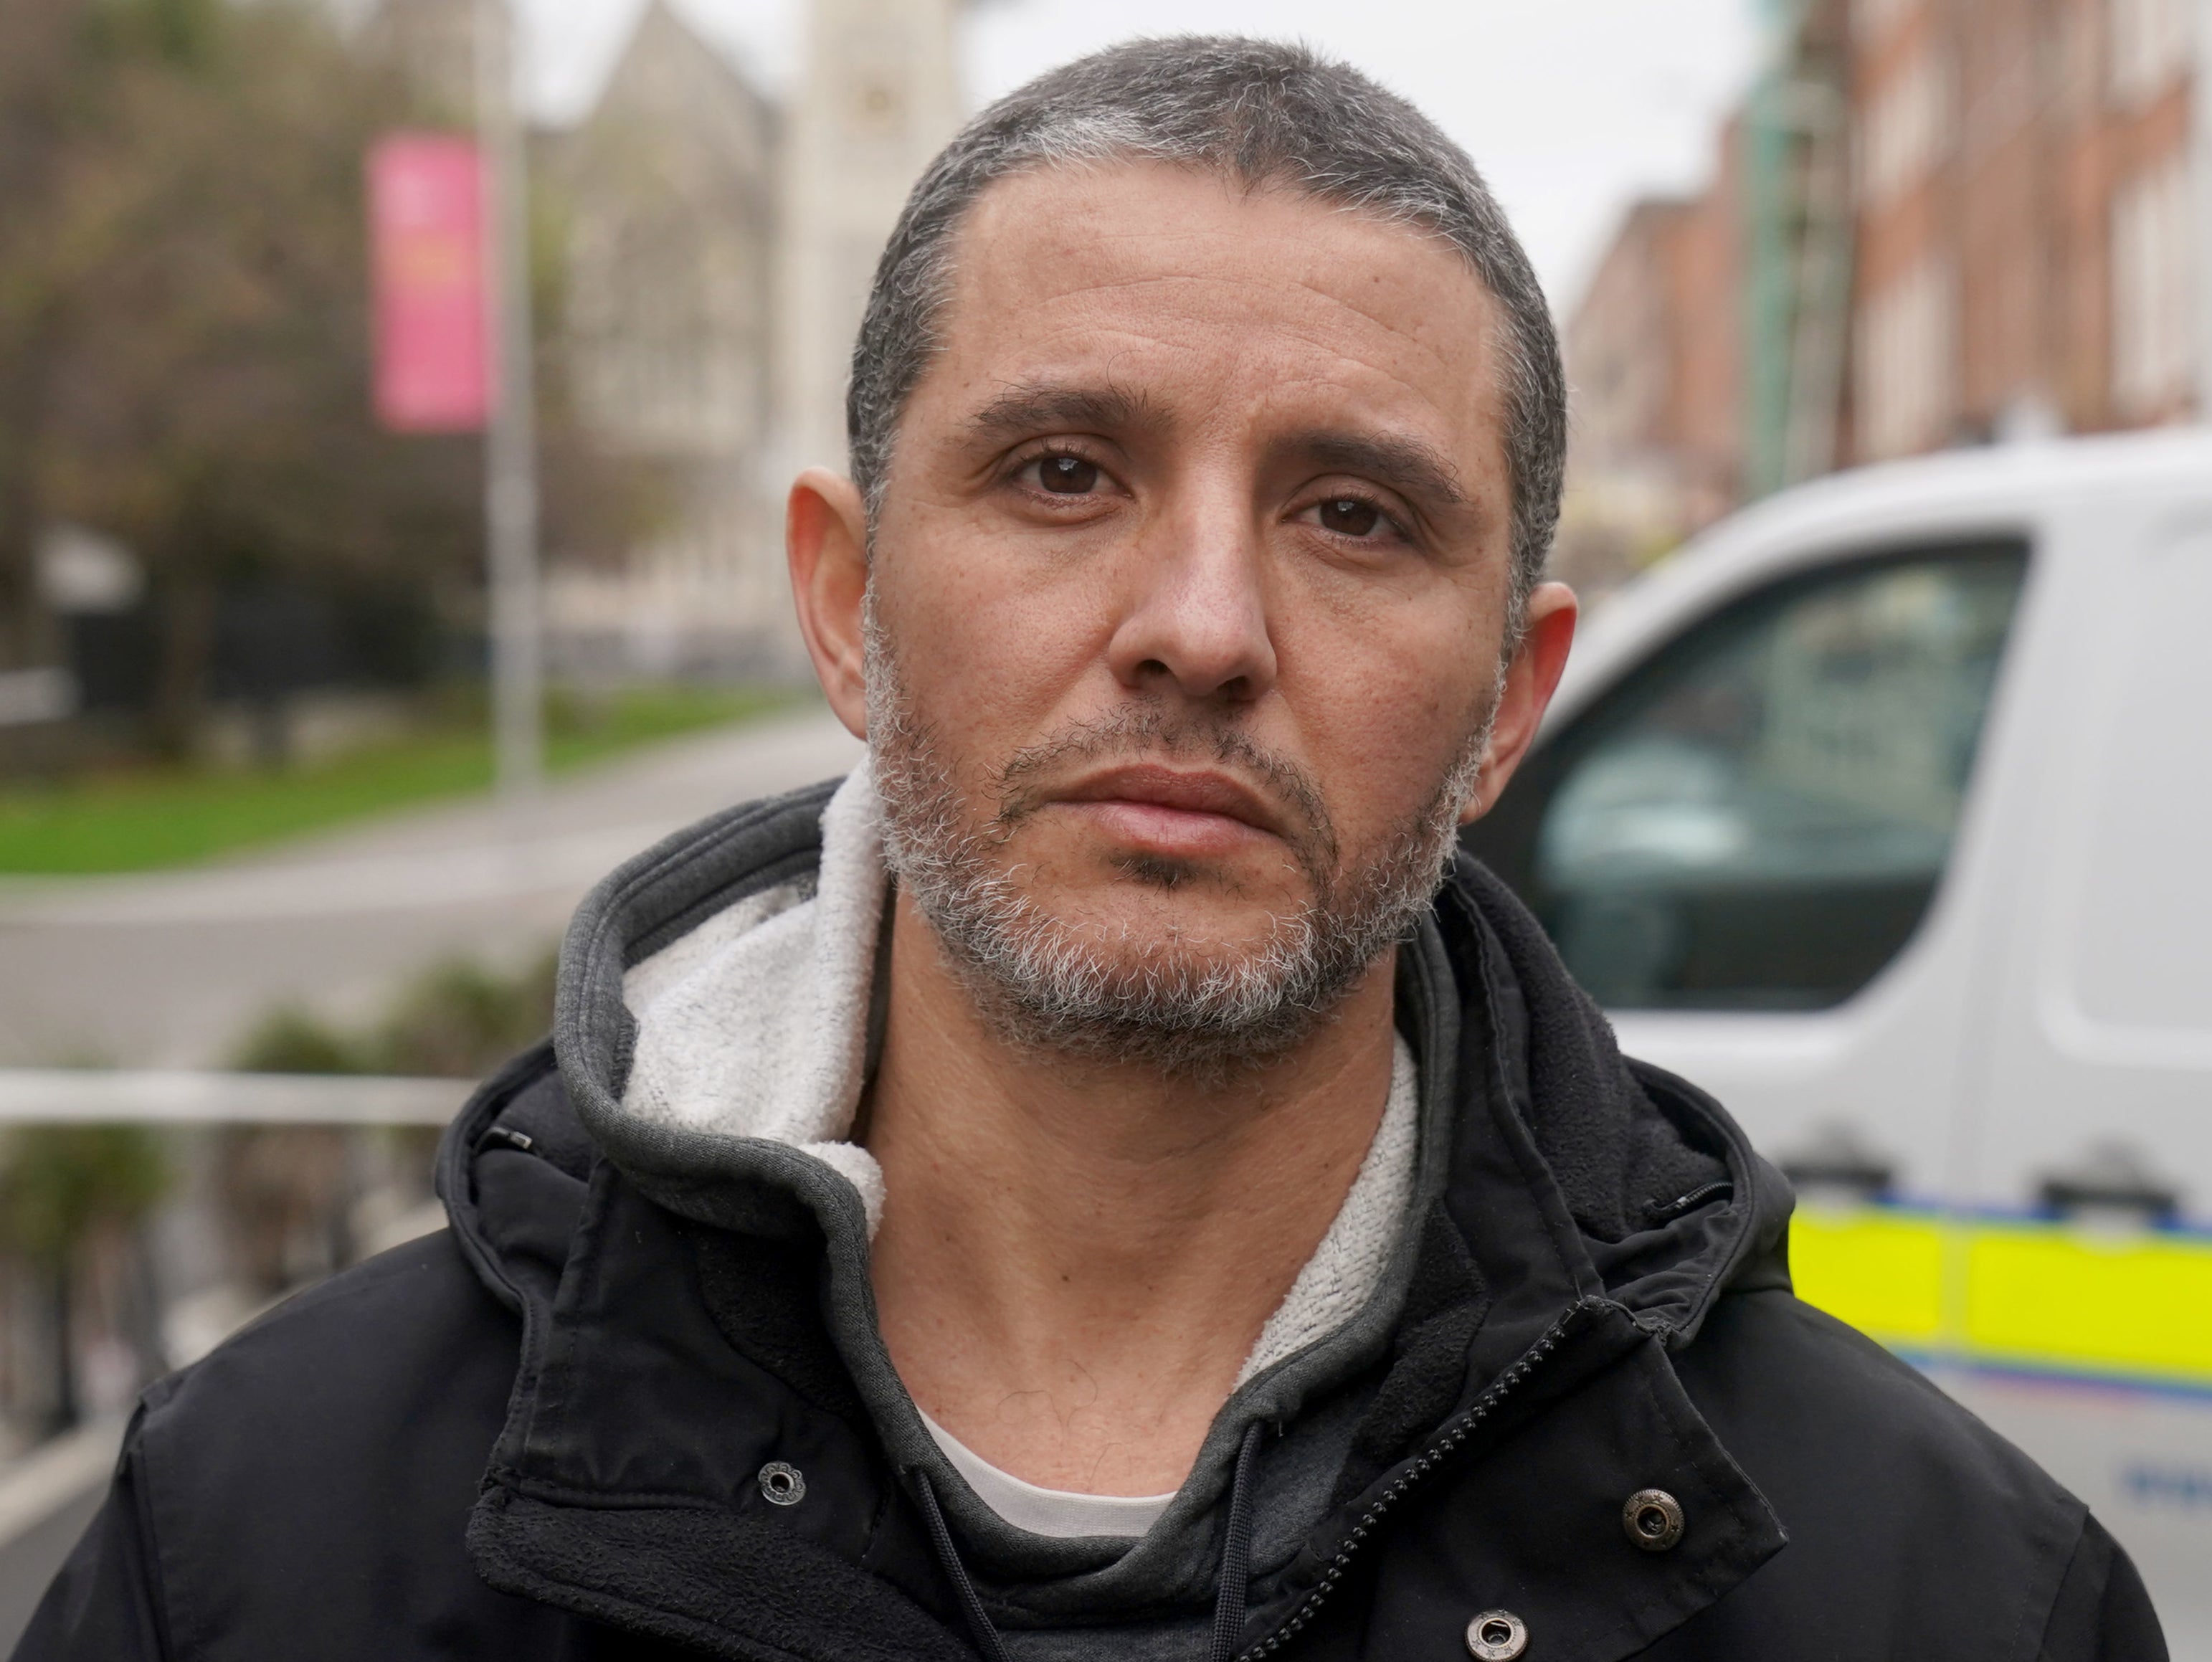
[1104,488,1278,705]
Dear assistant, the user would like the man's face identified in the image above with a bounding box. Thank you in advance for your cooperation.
[807,162,1558,1060]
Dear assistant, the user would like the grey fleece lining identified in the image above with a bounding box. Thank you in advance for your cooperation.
[616,768,892,1230]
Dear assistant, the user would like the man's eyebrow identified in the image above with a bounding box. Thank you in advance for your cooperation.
[1291,431,1471,511]
[964,383,1152,441]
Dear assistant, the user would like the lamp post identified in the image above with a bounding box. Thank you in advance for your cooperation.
[476,0,543,805]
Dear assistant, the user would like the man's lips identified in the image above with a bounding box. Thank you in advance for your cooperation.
[1048,764,1288,858]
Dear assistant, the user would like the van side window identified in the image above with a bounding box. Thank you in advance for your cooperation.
[1466,543,2028,1010]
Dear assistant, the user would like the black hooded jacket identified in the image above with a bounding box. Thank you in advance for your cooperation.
[16,780,2165,1661]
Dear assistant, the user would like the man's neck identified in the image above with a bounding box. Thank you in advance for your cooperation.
[861,888,1400,1497]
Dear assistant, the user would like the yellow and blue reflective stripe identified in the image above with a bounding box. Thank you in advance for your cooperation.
[1789,1203,2212,1397]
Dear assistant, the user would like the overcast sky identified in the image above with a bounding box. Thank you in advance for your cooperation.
[511,0,1762,316]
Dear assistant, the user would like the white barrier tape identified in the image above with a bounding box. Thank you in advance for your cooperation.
[0,1070,470,1125]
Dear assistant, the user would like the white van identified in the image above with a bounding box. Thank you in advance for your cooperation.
[1462,430,2212,1653]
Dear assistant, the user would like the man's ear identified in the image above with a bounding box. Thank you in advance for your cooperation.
[787,468,873,741]
[1461,581,1577,823]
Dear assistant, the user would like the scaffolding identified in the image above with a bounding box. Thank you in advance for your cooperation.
[1743,0,1856,496]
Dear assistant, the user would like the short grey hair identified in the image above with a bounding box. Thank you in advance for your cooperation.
[845,36,1565,625]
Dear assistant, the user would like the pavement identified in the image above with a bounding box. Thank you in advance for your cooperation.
[0,1421,123,1651]
[0,703,864,1068]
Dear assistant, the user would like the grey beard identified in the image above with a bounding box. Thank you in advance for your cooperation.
[863,602,1495,1075]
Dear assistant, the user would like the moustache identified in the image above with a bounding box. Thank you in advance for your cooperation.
[987,706,1340,878]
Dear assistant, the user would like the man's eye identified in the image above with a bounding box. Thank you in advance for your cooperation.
[1317,497,1382,537]
[1034,455,1101,495]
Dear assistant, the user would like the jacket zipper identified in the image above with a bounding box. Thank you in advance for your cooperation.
[1241,1298,1604,1661]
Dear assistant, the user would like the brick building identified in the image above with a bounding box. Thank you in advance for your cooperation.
[1556,141,1742,594]
[1565,0,2206,591]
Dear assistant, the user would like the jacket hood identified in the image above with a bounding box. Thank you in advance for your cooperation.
[546,768,1791,1335]
[440,774,1795,1660]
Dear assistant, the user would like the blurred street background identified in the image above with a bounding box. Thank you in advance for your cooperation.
[2,0,2210,1646]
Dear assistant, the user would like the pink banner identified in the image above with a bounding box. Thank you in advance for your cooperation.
[368,133,491,432]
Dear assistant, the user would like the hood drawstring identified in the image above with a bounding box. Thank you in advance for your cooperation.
[913,1420,1268,1662]
[915,1469,1015,1662]
[1206,1422,1265,1662]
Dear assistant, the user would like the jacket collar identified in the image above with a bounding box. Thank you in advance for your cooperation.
[441,780,1793,1661]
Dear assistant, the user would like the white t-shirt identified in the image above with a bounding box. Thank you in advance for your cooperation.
[918,1409,1176,1539]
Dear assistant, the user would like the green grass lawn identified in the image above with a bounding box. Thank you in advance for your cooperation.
[0,686,802,875]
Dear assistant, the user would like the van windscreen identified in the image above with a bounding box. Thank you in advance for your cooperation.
[1465,541,2028,1011]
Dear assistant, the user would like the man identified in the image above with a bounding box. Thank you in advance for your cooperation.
[21,37,2161,1662]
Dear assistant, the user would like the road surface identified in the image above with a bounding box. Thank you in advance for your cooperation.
[0,704,863,1068]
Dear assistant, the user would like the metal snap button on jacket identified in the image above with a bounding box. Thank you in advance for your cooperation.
[1625,1488,1686,1551]
[1465,1609,1528,1660]
[758,1461,807,1506]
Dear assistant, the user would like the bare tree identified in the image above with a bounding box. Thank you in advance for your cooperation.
[5,0,646,754]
